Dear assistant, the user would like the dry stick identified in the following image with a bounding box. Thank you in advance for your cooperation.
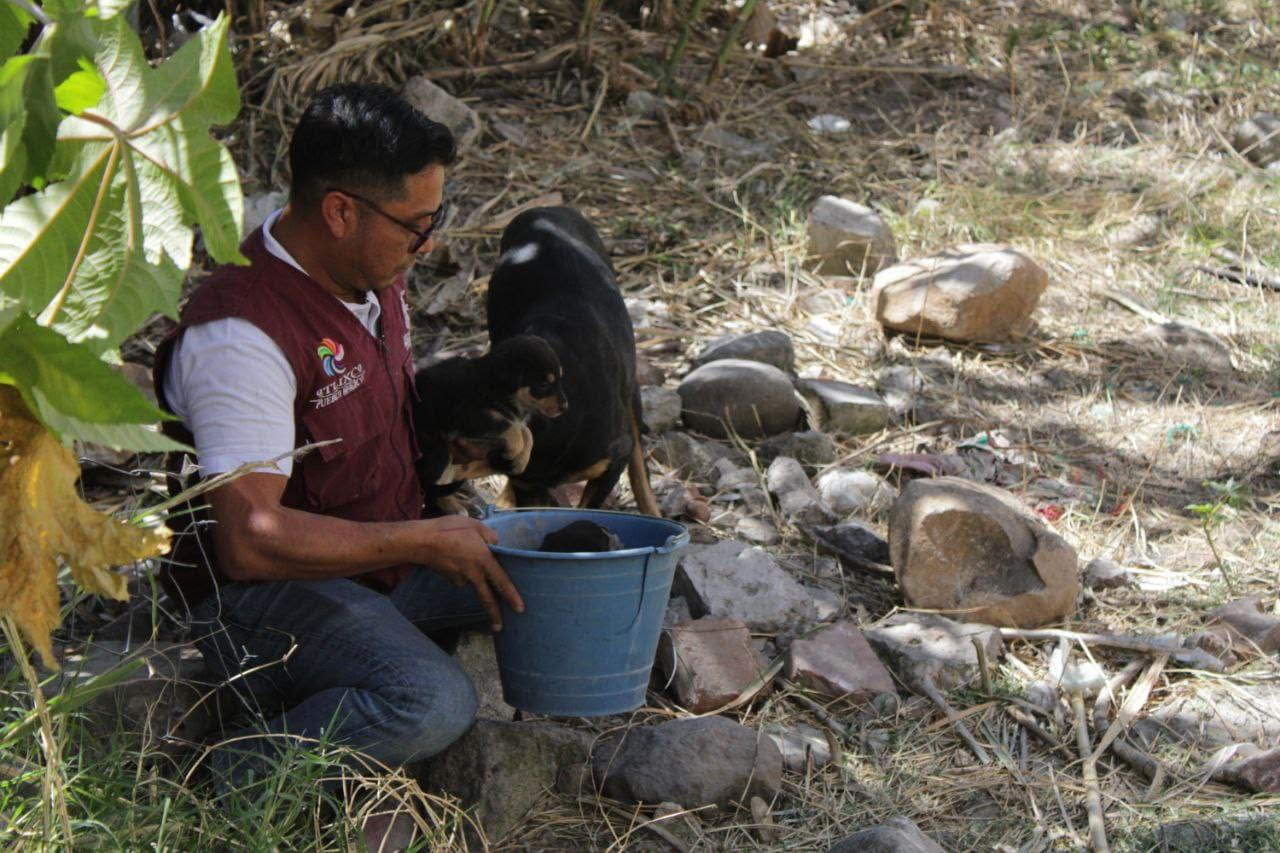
[1004,706,1071,757]
[1069,689,1109,853]
[920,675,991,766]
[1092,660,1172,789]
[996,628,1225,673]
[427,42,574,80]
[972,636,994,694]
[1092,655,1168,762]
[1194,264,1280,293]
[577,797,690,853]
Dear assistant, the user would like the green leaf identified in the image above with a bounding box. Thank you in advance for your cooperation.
[53,57,104,114]
[0,3,33,64]
[0,53,60,203]
[0,314,183,452]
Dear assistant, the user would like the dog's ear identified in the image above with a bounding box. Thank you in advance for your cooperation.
[451,436,495,463]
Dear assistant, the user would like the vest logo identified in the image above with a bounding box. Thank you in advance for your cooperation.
[317,337,347,376]
[312,363,367,409]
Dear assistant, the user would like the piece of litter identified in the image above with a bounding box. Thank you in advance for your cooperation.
[808,114,851,134]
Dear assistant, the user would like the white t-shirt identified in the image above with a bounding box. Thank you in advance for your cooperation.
[164,210,381,476]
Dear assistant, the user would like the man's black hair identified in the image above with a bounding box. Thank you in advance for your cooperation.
[289,83,457,208]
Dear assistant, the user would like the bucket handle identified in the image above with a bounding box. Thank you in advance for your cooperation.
[618,549,652,634]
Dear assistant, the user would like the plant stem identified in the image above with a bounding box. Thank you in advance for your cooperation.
[1,615,73,846]
[2,0,51,25]
[662,0,709,94]
[1201,513,1236,595]
[41,141,121,327]
[707,0,760,84]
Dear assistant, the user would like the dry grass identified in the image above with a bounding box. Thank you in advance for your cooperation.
[85,0,1280,849]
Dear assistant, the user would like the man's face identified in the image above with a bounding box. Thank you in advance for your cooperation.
[350,163,446,292]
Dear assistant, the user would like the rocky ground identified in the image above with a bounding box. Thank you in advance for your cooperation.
[29,0,1280,850]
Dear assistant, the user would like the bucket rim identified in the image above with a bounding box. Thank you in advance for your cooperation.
[482,506,690,560]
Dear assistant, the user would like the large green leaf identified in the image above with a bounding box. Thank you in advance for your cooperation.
[0,53,60,204]
[0,3,32,65]
[0,313,184,451]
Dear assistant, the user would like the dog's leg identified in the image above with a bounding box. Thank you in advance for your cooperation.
[627,409,660,516]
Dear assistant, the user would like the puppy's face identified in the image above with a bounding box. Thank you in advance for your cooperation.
[516,372,566,418]
[504,337,567,418]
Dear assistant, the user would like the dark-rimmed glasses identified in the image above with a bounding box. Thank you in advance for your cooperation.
[326,187,447,253]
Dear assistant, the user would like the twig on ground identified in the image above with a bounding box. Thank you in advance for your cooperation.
[920,675,991,766]
[996,628,1225,673]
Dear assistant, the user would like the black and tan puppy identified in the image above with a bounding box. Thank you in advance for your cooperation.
[486,206,659,515]
[413,334,566,510]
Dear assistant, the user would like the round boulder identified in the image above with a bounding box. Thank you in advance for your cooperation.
[678,359,800,439]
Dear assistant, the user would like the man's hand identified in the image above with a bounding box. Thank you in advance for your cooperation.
[418,515,524,630]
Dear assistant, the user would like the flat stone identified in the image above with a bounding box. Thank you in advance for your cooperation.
[766,455,833,524]
[872,244,1048,343]
[1083,557,1137,590]
[418,720,592,842]
[735,515,780,545]
[796,379,891,435]
[1208,597,1280,655]
[1218,746,1280,793]
[679,359,801,439]
[657,617,770,713]
[641,386,683,434]
[817,468,898,516]
[402,77,482,151]
[864,613,1003,694]
[761,722,835,772]
[636,356,666,387]
[807,196,898,277]
[810,522,891,566]
[452,631,515,721]
[625,90,667,119]
[828,816,946,853]
[888,477,1079,628]
[675,540,819,633]
[651,431,733,478]
[1233,112,1280,167]
[1137,322,1234,372]
[696,126,774,160]
[1136,681,1280,748]
[757,430,837,467]
[591,716,782,809]
[806,585,843,621]
[692,330,795,374]
[787,621,897,704]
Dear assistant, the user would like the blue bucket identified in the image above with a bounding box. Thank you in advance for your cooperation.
[483,507,689,716]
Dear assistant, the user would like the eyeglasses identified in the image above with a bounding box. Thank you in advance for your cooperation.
[326,187,447,253]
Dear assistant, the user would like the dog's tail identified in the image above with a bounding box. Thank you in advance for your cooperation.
[628,399,660,517]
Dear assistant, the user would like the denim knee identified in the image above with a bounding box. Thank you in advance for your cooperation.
[377,658,478,765]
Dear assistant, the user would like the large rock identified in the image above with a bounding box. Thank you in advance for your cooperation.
[679,359,800,439]
[675,540,818,633]
[452,631,515,721]
[797,379,891,434]
[1218,746,1280,794]
[786,621,897,704]
[692,330,795,374]
[828,816,946,853]
[757,430,837,466]
[402,77,483,151]
[888,477,1079,628]
[1136,680,1280,748]
[807,196,897,276]
[1137,322,1234,372]
[1233,112,1280,167]
[657,617,770,712]
[872,244,1048,343]
[864,613,1003,693]
[640,386,683,434]
[418,721,591,841]
[651,431,734,478]
[591,716,782,808]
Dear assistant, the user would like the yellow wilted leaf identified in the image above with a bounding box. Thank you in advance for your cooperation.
[0,387,169,669]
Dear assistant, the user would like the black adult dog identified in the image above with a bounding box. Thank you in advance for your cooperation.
[487,206,658,515]
[413,334,566,512]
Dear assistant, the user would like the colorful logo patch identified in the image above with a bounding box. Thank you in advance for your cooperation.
[317,337,346,376]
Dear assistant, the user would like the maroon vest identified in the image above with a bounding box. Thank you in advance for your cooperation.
[153,228,423,606]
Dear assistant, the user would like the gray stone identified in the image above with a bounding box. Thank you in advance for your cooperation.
[1083,557,1137,590]
[53,642,214,743]
[625,90,667,119]
[591,716,782,808]
[1208,597,1280,655]
[807,196,898,277]
[692,330,795,374]
[1137,322,1234,372]
[787,621,897,704]
[817,469,898,516]
[402,77,482,151]
[810,522,891,566]
[1217,745,1280,793]
[766,456,834,525]
[735,515,780,545]
[657,617,770,713]
[799,288,849,315]
[1154,818,1280,852]
[864,613,1003,694]
[679,359,801,439]
[651,431,732,478]
[757,430,837,466]
[641,386,683,434]
[452,631,515,721]
[1108,214,1161,247]
[889,477,1079,628]
[797,379,891,435]
[828,816,946,853]
[696,126,774,160]
[1137,681,1280,747]
[1233,112,1280,167]
[806,585,842,621]
[761,722,835,772]
[675,540,819,632]
[419,721,592,842]
[872,244,1048,343]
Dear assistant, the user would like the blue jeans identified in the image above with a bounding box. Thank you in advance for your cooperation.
[188,569,486,784]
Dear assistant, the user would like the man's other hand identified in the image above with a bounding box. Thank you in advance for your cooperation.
[419,515,524,630]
